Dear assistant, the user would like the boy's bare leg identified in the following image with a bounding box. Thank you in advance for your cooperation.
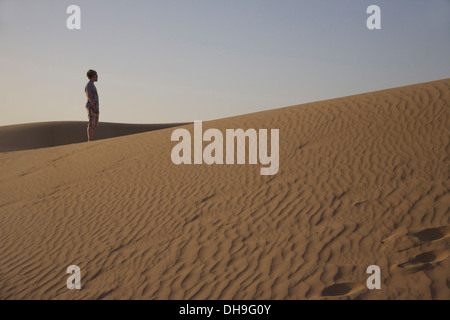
[87,125,95,141]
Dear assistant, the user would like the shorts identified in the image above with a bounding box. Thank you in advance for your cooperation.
[87,107,99,128]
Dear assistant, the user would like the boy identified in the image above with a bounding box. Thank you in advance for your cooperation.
[85,69,99,141]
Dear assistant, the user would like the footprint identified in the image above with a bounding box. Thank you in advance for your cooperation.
[396,249,449,271]
[381,225,450,251]
[408,226,450,242]
[320,282,364,298]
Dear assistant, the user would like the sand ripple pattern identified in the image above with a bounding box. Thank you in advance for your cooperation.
[0,79,449,299]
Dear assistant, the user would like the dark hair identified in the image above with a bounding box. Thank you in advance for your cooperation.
[87,69,98,79]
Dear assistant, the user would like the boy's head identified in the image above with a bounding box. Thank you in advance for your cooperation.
[87,69,98,81]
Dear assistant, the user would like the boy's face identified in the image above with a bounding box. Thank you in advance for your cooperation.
[91,74,98,82]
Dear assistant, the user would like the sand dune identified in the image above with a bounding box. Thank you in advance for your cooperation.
[0,121,189,152]
[0,79,449,300]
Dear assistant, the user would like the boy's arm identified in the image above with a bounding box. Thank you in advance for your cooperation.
[87,91,99,113]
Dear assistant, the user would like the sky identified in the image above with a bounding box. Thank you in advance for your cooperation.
[0,0,449,126]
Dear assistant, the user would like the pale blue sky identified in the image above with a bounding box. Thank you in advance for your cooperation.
[0,0,449,126]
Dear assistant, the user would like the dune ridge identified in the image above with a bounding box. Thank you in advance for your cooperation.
[0,121,190,152]
[0,79,449,299]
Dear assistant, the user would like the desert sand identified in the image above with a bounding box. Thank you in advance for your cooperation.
[0,79,449,300]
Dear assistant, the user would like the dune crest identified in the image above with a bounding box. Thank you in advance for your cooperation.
[0,79,449,299]
[0,121,189,152]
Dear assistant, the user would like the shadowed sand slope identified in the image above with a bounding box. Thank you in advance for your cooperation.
[0,79,449,300]
[0,121,190,152]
